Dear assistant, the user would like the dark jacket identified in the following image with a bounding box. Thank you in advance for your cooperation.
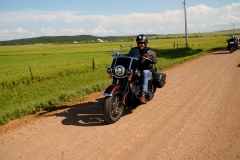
[126,47,157,72]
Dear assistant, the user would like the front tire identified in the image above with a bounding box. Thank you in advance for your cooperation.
[103,94,124,124]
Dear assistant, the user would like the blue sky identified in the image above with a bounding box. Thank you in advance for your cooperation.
[0,0,240,41]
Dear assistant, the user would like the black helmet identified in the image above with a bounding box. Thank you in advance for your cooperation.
[136,34,148,43]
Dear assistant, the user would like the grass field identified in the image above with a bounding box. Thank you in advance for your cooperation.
[0,35,230,125]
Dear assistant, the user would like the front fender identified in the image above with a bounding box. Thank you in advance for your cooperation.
[103,84,123,97]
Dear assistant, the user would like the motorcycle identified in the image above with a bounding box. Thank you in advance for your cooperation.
[227,39,238,53]
[103,45,166,124]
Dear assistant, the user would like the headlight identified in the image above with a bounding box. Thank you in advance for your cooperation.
[126,69,133,75]
[106,67,112,74]
[114,65,125,76]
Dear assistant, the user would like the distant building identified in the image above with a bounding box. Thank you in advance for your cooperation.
[96,39,104,43]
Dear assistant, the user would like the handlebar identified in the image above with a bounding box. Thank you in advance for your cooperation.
[142,55,152,62]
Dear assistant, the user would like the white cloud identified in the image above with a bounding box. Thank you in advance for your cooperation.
[88,26,115,35]
[16,27,28,33]
[0,2,239,40]
[61,28,86,34]
[40,28,56,35]
[4,29,9,34]
[0,28,29,39]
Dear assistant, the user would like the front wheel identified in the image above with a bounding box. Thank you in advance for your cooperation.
[103,94,124,124]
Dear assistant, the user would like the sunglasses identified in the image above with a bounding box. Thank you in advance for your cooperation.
[137,42,146,44]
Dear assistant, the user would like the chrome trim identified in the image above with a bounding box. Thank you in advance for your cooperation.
[115,65,125,76]
[103,93,113,97]
[112,75,130,78]
[126,69,133,75]
[106,67,112,74]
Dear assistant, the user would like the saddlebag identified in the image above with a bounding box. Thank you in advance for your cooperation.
[152,72,166,88]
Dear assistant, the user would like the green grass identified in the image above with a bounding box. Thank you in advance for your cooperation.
[0,36,229,125]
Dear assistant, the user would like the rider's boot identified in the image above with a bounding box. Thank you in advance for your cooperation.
[140,92,147,104]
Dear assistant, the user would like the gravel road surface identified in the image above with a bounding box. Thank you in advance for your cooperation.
[1,49,240,160]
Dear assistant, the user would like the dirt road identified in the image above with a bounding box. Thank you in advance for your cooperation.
[1,49,240,160]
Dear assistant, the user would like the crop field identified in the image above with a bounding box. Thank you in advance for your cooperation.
[0,35,230,125]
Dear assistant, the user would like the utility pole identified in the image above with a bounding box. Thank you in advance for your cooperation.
[233,23,235,35]
[183,0,189,48]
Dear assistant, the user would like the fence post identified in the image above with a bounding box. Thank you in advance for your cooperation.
[29,66,33,80]
[92,58,95,70]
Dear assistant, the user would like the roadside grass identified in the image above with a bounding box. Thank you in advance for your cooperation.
[0,36,229,125]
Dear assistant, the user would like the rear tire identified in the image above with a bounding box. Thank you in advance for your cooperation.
[147,84,156,101]
[147,92,155,101]
[103,94,124,124]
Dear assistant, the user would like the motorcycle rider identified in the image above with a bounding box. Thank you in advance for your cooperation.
[227,35,238,50]
[229,35,236,41]
[231,34,236,39]
[126,34,157,104]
